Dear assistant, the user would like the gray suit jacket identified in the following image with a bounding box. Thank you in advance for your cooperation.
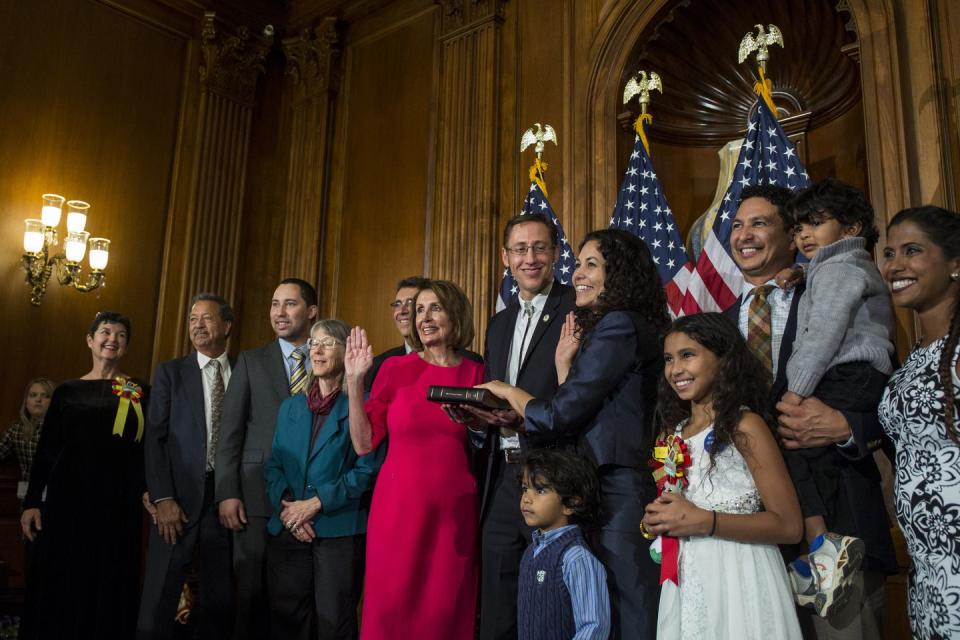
[215,340,289,518]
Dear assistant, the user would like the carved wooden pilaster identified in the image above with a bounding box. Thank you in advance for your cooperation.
[280,18,341,285]
[431,0,506,346]
[154,12,272,360]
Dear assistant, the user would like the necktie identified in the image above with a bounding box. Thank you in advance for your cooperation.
[746,285,775,376]
[207,359,224,470]
[289,349,306,395]
[516,301,535,374]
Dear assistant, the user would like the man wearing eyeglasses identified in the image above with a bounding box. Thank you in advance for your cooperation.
[460,212,577,640]
[363,276,431,393]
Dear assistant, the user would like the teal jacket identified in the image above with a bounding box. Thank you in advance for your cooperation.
[265,392,384,537]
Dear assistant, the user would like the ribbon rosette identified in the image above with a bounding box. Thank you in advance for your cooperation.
[647,434,690,585]
[111,377,145,442]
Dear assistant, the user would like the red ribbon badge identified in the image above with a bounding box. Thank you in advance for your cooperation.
[648,434,690,585]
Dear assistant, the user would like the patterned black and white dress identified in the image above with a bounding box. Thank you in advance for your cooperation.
[878,337,960,639]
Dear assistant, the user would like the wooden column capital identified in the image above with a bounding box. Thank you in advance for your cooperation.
[199,11,273,105]
[283,18,341,104]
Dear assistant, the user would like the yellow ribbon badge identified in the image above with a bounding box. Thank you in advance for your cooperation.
[111,377,144,442]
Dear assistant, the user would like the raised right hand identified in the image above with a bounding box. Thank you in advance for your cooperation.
[218,497,247,531]
[344,326,374,380]
[555,311,580,371]
[21,508,42,541]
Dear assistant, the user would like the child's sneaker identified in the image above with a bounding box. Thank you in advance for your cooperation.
[787,556,818,609]
[807,532,865,617]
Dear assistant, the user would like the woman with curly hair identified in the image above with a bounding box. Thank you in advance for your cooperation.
[878,206,960,639]
[481,228,669,638]
[644,312,802,639]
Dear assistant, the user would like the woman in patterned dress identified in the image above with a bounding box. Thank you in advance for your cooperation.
[878,206,960,638]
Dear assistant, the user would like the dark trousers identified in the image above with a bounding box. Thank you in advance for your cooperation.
[478,459,531,640]
[784,363,889,520]
[593,466,659,640]
[266,529,364,640]
[233,514,270,640]
[137,474,233,640]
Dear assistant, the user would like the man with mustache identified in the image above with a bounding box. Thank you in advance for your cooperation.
[138,294,235,639]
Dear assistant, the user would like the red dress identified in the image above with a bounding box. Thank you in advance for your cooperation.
[360,353,482,639]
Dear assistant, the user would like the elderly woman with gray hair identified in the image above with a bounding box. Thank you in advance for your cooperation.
[264,318,385,640]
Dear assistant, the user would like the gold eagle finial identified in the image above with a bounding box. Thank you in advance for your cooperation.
[623,70,662,116]
[738,23,784,72]
[520,123,558,160]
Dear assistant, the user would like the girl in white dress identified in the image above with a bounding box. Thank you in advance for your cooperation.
[643,312,803,640]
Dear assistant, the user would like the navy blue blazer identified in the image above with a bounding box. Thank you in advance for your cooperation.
[264,392,385,537]
[523,310,661,471]
[145,352,233,526]
[726,285,897,573]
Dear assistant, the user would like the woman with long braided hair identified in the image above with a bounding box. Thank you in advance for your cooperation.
[878,206,960,639]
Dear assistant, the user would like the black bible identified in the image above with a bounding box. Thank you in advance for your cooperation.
[426,385,511,410]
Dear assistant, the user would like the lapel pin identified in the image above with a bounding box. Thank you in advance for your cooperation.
[542,314,550,323]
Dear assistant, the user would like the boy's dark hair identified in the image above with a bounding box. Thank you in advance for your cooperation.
[520,449,602,527]
[396,276,431,292]
[278,277,318,308]
[502,212,559,248]
[787,178,879,251]
[88,311,132,340]
[739,184,794,232]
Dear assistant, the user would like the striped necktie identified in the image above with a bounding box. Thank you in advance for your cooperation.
[207,359,224,470]
[289,349,307,395]
[746,285,775,376]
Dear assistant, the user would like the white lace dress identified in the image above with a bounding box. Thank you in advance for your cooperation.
[656,425,801,640]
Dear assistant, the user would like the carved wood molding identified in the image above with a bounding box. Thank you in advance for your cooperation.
[199,11,274,105]
[431,18,503,347]
[283,17,341,104]
[279,17,342,287]
[436,0,507,39]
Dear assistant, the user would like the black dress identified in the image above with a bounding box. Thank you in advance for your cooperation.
[21,378,148,640]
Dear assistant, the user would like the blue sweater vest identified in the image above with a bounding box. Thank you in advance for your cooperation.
[517,526,584,640]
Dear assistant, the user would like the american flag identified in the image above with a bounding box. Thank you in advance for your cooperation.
[609,123,693,317]
[497,182,576,311]
[680,100,810,314]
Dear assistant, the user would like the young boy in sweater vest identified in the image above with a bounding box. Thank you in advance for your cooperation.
[517,449,609,640]
[779,179,895,616]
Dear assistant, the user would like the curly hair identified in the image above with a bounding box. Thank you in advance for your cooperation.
[519,448,603,527]
[573,229,670,339]
[787,178,879,251]
[887,206,960,444]
[656,313,774,471]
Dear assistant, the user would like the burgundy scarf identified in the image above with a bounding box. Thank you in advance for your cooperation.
[306,382,340,416]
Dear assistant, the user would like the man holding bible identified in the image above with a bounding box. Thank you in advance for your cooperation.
[454,212,576,640]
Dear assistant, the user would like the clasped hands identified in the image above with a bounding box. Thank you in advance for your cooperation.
[641,492,713,538]
[281,496,321,543]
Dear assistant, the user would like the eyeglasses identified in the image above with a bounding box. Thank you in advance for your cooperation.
[506,242,553,257]
[389,298,416,309]
[308,337,342,350]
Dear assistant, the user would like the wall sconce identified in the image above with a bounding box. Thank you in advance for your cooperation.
[21,194,111,305]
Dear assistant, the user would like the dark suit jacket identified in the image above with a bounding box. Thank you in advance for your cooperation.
[215,341,290,518]
[726,286,897,573]
[476,283,577,518]
[145,352,232,525]
[523,310,661,471]
[264,393,385,537]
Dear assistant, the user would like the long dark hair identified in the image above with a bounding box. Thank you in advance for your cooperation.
[574,229,670,338]
[656,313,773,470]
[887,206,960,444]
